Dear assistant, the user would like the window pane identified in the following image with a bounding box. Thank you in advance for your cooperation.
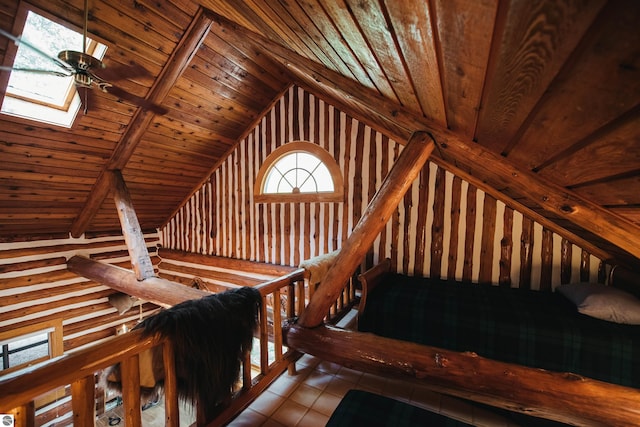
[297,170,316,192]
[8,11,82,106]
[264,167,283,193]
[314,164,334,191]
[6,332,49,368]
[296,153,320,171]
[276,153,298,174]
[279,170,297,192]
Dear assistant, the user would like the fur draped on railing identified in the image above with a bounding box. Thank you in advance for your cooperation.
[102,286,262,419]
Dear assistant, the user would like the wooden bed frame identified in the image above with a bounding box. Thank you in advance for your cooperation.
[286,261,640,426]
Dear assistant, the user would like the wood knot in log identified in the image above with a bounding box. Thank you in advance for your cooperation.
[434,353,448,368]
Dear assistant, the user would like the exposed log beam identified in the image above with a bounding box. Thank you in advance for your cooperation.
[286,324,640,427]
[207,10,640,262]
[67,255,208,307]
[70,8,213,237]
[112,170,155,280]
[298,131,434,327]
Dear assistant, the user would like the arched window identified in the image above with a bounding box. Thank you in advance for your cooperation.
[254,142,344,203]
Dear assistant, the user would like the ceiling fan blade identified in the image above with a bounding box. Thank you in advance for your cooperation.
[0,27,73,72]
[0,65,71,77]
[100,84,168,115]
[92,61,152,82]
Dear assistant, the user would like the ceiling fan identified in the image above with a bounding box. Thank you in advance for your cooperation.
[0,0,167,115]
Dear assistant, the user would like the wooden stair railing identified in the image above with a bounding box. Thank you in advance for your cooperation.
[0,328,178,427]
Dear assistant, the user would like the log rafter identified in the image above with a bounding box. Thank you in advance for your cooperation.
[70,8,213,238]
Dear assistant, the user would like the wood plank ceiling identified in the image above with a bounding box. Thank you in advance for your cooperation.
[0,0,638,267]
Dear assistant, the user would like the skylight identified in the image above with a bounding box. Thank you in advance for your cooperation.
[1,9,107,127]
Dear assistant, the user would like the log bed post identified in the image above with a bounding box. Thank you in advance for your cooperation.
[286,324,640,427]
[298,131,435,328]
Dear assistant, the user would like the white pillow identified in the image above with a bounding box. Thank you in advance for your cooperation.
[557,283,640,325]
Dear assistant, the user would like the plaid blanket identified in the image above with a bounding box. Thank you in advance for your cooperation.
[326,389,472,426]
[358,274,639,388]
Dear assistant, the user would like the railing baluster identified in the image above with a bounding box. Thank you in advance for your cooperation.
[242,350,252,390]
[120,353,142,426]
[260,295,269,374]
[9,402,34,427]
[162,340,179,427]
[273,289,283,360]
[287,282,295,318]
[71,375,95,426]
[296,280,305,317]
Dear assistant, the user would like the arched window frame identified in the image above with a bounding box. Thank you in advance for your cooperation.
[254,141,344,203]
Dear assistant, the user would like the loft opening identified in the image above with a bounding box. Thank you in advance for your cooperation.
[254,141,344,203]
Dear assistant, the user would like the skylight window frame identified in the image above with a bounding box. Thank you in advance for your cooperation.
[0,1,106,126]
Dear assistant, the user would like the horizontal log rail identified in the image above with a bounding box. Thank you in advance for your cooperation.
[285,324,640,427]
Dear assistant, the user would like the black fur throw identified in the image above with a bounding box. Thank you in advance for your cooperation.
[102,286,262,419]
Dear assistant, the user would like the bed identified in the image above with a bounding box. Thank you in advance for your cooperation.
[326,389,472,427]
[357,259,640,389]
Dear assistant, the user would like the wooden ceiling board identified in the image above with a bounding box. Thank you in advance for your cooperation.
[317,0,398,102]
[261,0,355,79]
[294,0,376,89]
[344,0,423,113]
[506,1,640,170]
[572,175,640,207]
[201,36,287,92]
[433,0,498,138]
[198,0,274,39]
[475,0,604,153]
[539,120,640,187]
[383,0,446,124]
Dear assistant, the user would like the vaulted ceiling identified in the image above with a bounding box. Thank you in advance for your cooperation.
[0,0,638,268]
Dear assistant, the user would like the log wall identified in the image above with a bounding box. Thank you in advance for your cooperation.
[0,233,161,352]
[161,86,606,289]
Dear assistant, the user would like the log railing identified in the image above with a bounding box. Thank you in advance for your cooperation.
[0,266,358,427]
[207,267,358,426]
[0,328,178,427]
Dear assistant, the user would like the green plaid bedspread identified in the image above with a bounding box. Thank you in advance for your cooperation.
[358,274,639,388]
[326,389,472,426]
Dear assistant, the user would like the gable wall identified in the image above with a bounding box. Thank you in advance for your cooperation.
[161,86,607,289]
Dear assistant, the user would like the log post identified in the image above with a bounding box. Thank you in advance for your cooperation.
[71,376,95,426]
[162,340,180,427]
[120,354,142,426]
[286,324,640,427]
[67,255,208,307]
[112,170,156,281]
[298,131,434,327]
